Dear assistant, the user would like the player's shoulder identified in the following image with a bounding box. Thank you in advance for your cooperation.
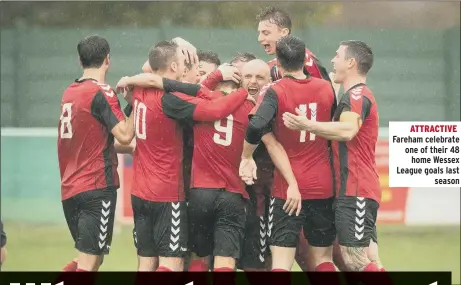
[347,84,375,102]
[259,81,278,98]
[93,81,117,100]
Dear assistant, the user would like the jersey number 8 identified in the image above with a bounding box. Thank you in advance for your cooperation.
[213,115,233,146]
[298,103,317,142]
[59,103,73,139]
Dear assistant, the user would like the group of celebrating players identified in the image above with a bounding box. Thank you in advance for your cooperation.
[57,5,384,279]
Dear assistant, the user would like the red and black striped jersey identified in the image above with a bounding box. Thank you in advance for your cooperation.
[130,79,249,202]
[57,79,125,200]
[332,83,381,203]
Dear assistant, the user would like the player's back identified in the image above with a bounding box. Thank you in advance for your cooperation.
[271,77,335,199]
[58,79,120,200]
[332,84,380,202]
[191,100,254,198]
[131,87,185,202]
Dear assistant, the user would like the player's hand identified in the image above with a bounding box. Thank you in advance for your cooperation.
[282,108,310,131]
[239,158,257,185]
[218,64,241,84]
[246,94,256,104]
[123,87,134,105]
[283,183,302,216]
[172,37,198,64]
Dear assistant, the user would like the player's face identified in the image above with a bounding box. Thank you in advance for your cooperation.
[331,45,351,84]
[198,61,217,77]
[173,48,187,80]
[242,67,270,98]
[183,62,201,84]
[257,20,289,55]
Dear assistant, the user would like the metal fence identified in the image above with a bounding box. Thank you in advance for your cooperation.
[1,26,460,127]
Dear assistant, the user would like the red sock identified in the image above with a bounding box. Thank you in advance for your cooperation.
[62,260,78,272]
[315,262,336,272]
[363,262,380,272]
[271,268,289,272]
[189,259,209,271]
[156,266,172,272]
[380,267,386,272]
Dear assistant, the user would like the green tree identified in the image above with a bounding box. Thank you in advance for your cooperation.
[0,2,341,29]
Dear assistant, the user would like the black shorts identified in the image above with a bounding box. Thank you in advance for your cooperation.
[62,187,117,255]
[238,187,270,269]
[0,220,6,247]
[334,196,379,247]
[268,197,336,248]
[188,189,246,259]
[132,195,188,258]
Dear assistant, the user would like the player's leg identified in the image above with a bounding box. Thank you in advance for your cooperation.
[62,196,81,271]
[0,220,7,270]
[334,196,380,272]
[186,189,217,272]
[268,196,304,271]
[132,194,159,271]
[238,188,270,272]
[295,230,312,271]
[302,198,337,271]
[75,187,118,271]
[213,191,247,271]
[366,224,385,270]
[155,201,189,271]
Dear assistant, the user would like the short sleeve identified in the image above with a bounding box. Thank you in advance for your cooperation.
[91,87,125,131]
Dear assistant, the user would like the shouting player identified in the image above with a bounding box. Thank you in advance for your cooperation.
[241,36,336,276]
[283,40,382,272]
[116,40,252,272]
[236,59,273,273]
[57,35,134,273]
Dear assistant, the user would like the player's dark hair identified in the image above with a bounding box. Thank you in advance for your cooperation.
[257,6,292,34]
[230,52,257,65]
[198,50,221,66]
[148,40,179,72]
[340,40,374,75]
[275,35,305,73]
[77,35,110,69]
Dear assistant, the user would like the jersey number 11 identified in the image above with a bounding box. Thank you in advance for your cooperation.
[298,103,317,142]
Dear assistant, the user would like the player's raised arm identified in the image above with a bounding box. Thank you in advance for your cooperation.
[91,84,134,144]
[161,87,249,123]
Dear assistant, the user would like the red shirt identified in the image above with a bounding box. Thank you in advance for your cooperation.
[57,79,125,201]
[268,48,330,82]
[191,100,255,198]
[332,83,381,203]
[131,80,249,202]
[249,77,335,200]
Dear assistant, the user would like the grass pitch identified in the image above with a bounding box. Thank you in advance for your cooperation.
[2,222,459,283]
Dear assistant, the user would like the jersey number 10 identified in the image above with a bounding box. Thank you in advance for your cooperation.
[298,103,317,142]
[134,100,147,140]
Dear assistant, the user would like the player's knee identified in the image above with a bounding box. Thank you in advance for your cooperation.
[77,251,101,271]
[138,256,158,271]
[1,247,7,265]
[339,245,370,271]
[214,256,236,270]
[271,246,297,271]
[159,257,184,272]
